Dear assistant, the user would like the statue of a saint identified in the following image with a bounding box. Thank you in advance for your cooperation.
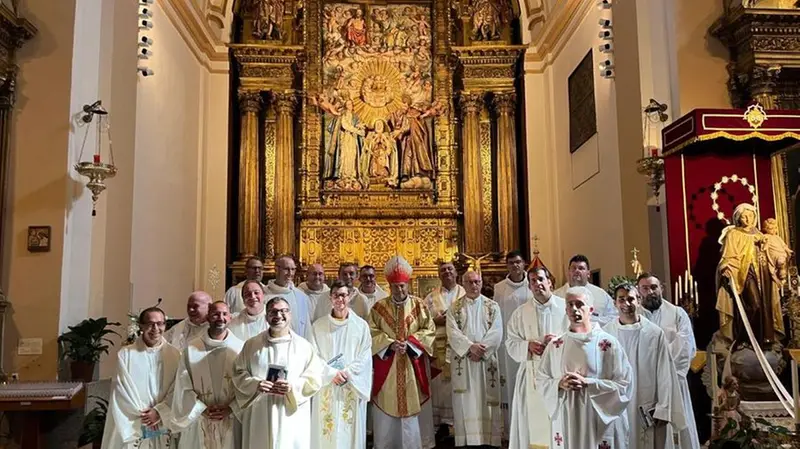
[716,203,785,348]
[471,0,509,41]
[363,119,398,186]
[251,0,285,40]
[344,8,367,47]
[323,100,368,189]
[390,96,439,189]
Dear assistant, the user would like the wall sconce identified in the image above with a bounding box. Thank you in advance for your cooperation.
[74,101,117,216]
[637,99,669,208]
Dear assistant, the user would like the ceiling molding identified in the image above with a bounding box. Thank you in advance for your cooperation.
[523,0,592,73]
[157,0,229,73]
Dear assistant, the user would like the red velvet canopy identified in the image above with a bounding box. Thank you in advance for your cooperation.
[661,107,800,345]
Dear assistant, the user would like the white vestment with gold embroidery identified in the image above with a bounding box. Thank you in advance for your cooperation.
[311,312,373,449]
[446,294,503,447]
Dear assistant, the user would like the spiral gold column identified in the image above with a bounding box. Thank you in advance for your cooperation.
[460,92,485,254]
[273,91,297,256]
[494,92,519,253]
[237,91,262,259]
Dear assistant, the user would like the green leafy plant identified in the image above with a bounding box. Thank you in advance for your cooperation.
[607,275,637,297]
[78,396,108,447]
[57,318,121,363]
[710,417,797,449]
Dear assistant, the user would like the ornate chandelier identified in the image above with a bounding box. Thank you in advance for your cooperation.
[74,101,117,216]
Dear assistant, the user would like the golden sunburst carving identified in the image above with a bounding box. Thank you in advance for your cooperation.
[348,59,404,127]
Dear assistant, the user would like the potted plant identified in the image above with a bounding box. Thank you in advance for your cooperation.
[78,396,108,449]
[710,417,797,449]
[57,317,120,383]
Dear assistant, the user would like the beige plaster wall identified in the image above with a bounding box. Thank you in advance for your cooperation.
[676,0,730,114]
[525,3,627,287]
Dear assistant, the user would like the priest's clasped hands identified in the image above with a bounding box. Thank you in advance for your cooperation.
[140,408,161,430]
[391,340,408,355]
[468,343,487,362]
[528,333,556,357]
[202,405,232,421]
[558,372,588,391]
[332,370,350,385]
[258,379,291,395]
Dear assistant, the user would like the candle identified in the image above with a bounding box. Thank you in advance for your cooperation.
[694,281,699,306]
[650,148,658,157]
[674,281,678,303]
[678,276,682,298]
[93,154,100,164]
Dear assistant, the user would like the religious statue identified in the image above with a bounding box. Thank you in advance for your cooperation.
[470,0,510,41]
[390,95,441,189]
[711,376,749,440]
[323,100,368,190]
[716,203,785,348]
[250,0,285,40]
[345,8,367,47]
[363,119,398,186]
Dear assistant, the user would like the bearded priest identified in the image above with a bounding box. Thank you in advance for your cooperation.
[369,255,437,449]
[101,307,180,449]
[446,270,503,447]
[536,287,633,449]
[311,279,373,449]
[170,301,244,449]
[232,296,327,448]
[603,285,686,449]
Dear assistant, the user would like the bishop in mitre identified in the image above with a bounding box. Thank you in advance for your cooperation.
[493,250,531,438]
[102,307,180,449]
[369,255,437,449]
[170,302,244,449]
[228,280,267,341]
[637,273,700,449]
[603,284,686,449]
[232,296,327,448]
[165,291,211,350]
[264,255,313,340]
[446,270,503,447]
[536,287,633,449]
[424,261,464,428]
[299,263,330,315]
[358,265,390,311]
[506,267,569,449]
[224,257,266,314]
[313,262,370,321]
[311,279,373,449]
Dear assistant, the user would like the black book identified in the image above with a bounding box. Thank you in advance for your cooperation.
[266,364,287,382]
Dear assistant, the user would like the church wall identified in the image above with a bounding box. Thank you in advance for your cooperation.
[131,1,203,319]
[525,3,627,286]
[675,0,730,114]
[7,0,78,380]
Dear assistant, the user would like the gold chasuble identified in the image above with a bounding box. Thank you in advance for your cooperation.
[369,296,436,418]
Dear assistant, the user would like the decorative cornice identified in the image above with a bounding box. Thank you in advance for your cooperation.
[523,0,592,74]
[158,0,229,73]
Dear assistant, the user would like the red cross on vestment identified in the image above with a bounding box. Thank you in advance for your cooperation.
[599,339,612,352]
[599,440,611,449]
[552,339,564,348]
[554,433,563,446]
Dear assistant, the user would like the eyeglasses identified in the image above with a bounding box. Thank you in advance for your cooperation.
[268,308,291,317]
[140,321,165,329]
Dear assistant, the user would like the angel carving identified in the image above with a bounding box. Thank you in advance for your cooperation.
[470,0,511,41]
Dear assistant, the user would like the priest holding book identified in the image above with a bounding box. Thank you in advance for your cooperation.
[311,279,373,449]
[232,296,327,448]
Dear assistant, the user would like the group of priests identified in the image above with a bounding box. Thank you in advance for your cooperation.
[99,251,701,449]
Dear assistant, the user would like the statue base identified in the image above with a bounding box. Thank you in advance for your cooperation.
[710,333,787,401]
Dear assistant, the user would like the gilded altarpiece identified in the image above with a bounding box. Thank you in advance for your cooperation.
[230,0,524,283]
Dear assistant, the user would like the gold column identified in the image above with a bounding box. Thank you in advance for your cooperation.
[494,92,519,252]
[237,91,262,259]
[273,91,297,256]
[460,91,484,253]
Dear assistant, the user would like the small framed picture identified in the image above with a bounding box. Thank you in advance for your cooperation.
[27,226,51,252]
